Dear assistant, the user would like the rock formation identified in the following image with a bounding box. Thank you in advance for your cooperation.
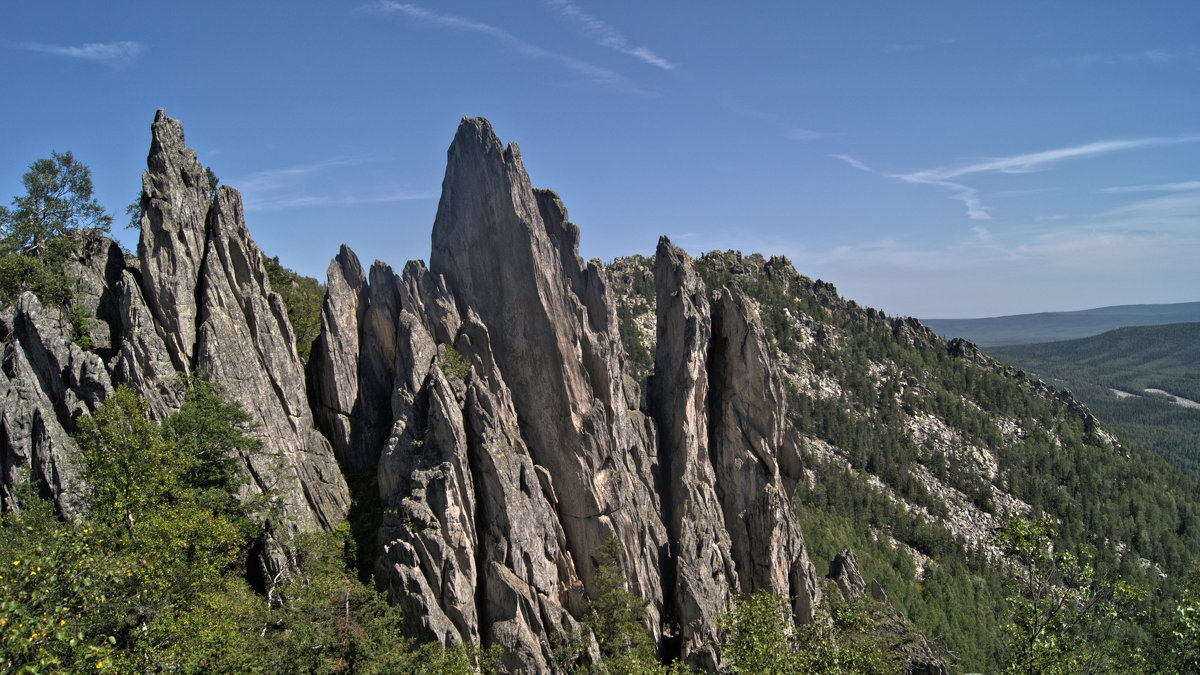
[708,282,820,624]
[650,239,736,669]
[0,293,110,517]
[650,238,822,668]
[0,110,954,672]
[0,110,350,580]
[427,118,668,631]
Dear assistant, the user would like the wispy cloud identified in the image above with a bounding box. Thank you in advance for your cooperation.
[365,2,642,92]
[838,153,990,218]
[234,157,435,212]
[901,136,1200,182]
[246,190,434,212]
[1103,180,1200,194]
[833,154,875,173]
[11,40,143,65]
[787,127,831,142]
[545,0,674,70]
[844,136,1200,220]
[1062,48,1193,68]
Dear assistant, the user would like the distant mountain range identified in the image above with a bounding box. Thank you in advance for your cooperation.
[922,301,1200,347]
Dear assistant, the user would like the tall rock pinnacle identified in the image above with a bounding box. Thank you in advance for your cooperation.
[137,109,210,374]
[430,117,668,631]
[134,110,350,574]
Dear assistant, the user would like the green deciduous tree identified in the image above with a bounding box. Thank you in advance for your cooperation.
[994,516,1147,674]
[718,590,901,675]
[0,151,112,306]
[719,591,796,673]
[0,493,124,672]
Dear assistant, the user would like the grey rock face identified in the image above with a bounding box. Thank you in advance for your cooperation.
[828,549,867,602]
[429,117,667,631]
[63,229,125,356]
[137,109,211,374]
[647,239,821,668]
[307,246,370,471]
[376,338,479,648]
[458,315,593,672]
[108,269,186,421]
[650,238,735,669]
[0,294,111,517]
[195,185,350,547]
[334,250,594,672]
[709,283,821,623]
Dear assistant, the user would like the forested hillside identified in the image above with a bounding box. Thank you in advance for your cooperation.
[989,322,1200,476]
[610,251,1200,672]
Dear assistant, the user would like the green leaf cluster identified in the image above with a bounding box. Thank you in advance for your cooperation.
[0,151,111,307]
[718,590,901,675]
[262,254,326,363]
[1,381,494,673]
[993,516,1149,674]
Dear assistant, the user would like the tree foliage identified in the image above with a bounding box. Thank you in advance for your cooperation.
[993,516,1147,674]
[718,590,901,675]
[0,151,112,306]
[262,254,325,362]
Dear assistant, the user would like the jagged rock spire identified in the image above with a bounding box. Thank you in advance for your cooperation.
[430,117,668,629]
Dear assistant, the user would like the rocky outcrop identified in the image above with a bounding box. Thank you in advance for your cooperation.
[0,110,350,580]
[650,238,736,669]
[648,238,822,669]
[357,262,595,672]
[137,109,211,374]
[63,229,125,358]
[828,549,867,602]
[0,294,110,517]
[428,118,668,631]
[329,122,828,671]
[194,184,349,544]
[108,268,186,421]
[709,282,820,624]
[307,246,368,471]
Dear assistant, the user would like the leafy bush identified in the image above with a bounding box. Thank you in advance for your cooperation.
[263,254,326,362]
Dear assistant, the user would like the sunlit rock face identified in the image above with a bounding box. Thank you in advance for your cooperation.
[0,109,351,582]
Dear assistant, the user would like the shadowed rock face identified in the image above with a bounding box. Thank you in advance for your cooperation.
[709,282,821,625]
[651,238,821,669]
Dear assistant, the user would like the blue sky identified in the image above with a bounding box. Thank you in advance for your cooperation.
[3,1,1198,318]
